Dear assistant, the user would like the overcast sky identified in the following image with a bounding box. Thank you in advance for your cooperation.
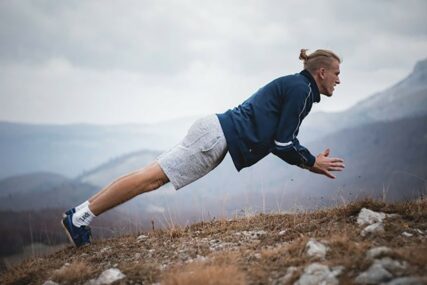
[0,0,426,124]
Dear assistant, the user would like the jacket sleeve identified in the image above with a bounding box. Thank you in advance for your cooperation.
[271,85,316,168]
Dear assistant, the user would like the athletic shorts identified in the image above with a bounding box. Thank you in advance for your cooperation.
[156,114,228,190]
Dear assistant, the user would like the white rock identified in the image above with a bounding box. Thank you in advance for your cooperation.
[236,230,267,239]
[278,230,288,236]
[306,239,328,259]
[186,255,207,264]
[294,263,342,285]
[136,234,148,241]
[366,246,392,259]
[355,263,393,284]
[100,246,111,253]
[415,229,424,235]
[275,266,297,284]
[95,268,126,285]
[361,222,384,237]
[357,208,387,225]
[385,276,427,285]
[43,281,59,285]
[374,257,407,273]
[401,231,413,237]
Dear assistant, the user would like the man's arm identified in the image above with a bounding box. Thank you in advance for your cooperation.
[271,85,345,178]
[271,85,316,168]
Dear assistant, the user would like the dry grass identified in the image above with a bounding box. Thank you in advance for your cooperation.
[1,198,426,285]
[51,261,94,284]
[162,262,246,285]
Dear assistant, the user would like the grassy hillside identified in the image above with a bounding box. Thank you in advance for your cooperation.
[1,199,426,284]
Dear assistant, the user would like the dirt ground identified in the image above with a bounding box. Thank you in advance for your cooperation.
[1,199,426,285]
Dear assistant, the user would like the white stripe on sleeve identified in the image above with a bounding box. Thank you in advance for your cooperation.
[274,140,293,147]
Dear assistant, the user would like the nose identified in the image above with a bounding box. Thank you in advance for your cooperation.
[336,76,341,85]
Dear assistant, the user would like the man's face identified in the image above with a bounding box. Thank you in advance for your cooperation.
[319,60,341,96]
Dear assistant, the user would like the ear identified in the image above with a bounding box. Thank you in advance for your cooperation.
[318,67,326,79]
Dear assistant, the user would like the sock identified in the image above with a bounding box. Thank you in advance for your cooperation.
[72,205,96,227]
[75,201,90,212]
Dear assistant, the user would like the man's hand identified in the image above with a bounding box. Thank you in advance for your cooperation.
[308,148,345,179]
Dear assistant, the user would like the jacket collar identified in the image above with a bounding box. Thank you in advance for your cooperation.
[300,69,321,103]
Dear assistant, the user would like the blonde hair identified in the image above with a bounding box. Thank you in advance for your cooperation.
[299,49,341,73]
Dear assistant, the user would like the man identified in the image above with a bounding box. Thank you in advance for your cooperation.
[62,48,345,247]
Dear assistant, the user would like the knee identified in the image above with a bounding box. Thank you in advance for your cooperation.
[144,162,169,191]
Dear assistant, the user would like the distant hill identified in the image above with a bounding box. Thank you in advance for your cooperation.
[77,149,161,187]
[0,172,68,197]
[0,116,197,179]
[0,173,99,211]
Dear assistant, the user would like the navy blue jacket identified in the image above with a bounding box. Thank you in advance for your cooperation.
[217,69,320,171]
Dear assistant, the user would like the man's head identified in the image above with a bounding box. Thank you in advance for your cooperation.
[299,49,341,97]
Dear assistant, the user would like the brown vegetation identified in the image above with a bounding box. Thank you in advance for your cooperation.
[1,198,426,284]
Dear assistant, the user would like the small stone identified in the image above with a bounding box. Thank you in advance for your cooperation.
[401,231,413,237]
[361,222,384,237]
[42,281,59,285]
[375,257,407,273]
[385,276,427,285]
[366,246,392,259]
[95,268,126,285]
[275,266,297,284]
[355,263,393,284]
[294,263,342,285]
[237,230,267,239]
[415,229,424,235]
[186,255,207,264]
[306,239,328,259]
[357,208,387,225]
[134,253,141,259]
[100,246,111,253]
[254,253,262,259]
[278,230,288,236]
[136,234,148,242]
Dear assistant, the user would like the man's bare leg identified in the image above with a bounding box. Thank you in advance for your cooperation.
[88,161,169,216]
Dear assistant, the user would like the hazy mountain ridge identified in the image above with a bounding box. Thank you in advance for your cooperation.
[0,172,68,197]
[0,174,99,211]
[0,118,196,179]
[77,149,162,187]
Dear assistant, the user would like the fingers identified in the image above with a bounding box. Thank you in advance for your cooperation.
[323,169,336,179]
[328,167,344,172]
[330,162,345,168]
[330,157,345,163]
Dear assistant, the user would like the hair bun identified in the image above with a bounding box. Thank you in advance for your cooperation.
[299,49,309,61]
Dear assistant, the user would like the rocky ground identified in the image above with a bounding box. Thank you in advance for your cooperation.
[1,199,427,285]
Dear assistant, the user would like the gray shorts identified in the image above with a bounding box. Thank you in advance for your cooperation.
[156,114,228,190]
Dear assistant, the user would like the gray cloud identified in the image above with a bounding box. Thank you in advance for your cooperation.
[0,0,426,124]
